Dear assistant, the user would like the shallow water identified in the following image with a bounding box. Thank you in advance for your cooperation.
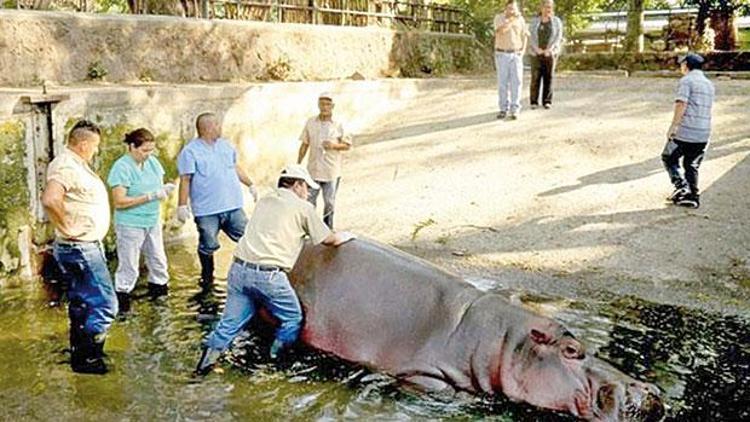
[0,249,747,421]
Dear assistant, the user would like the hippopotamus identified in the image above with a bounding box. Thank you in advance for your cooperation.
[288,238,665,421]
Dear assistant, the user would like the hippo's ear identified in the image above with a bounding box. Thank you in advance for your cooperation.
[530,328,552,345]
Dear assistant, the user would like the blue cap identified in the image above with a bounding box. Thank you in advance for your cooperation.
[679,53,705,68]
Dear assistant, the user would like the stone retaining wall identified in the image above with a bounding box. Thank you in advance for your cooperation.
[0,10,484,87]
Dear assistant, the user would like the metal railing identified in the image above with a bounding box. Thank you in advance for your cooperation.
[4,0,468,34]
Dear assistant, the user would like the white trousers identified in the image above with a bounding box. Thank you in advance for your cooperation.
[114,224,169,293]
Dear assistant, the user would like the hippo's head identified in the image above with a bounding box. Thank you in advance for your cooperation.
[498,321,665,421]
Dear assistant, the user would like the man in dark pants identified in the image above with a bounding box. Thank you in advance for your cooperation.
[528,0,563,110]
[42,120,117,374]
[662,53,715,209]
[177,112,258,285]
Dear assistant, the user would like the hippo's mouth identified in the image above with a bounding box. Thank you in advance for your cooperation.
[596,383,665,422]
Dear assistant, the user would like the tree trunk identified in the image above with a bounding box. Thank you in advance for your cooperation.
[695,2,710,37]
[624,0,644,52]
[710,9,738,51]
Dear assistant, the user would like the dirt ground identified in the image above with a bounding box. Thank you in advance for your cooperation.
[334,74,750,314]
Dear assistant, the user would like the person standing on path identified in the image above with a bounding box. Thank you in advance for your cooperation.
[107,128,175,315]
[494,0,529,120]
[41,120,117,374]
[297,92,352,228]
[528,0,563,110]
[662,53,715,209]
[177,112,258,286]
[195,164,355,375]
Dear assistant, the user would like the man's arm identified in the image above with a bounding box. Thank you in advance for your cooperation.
[178,174,191,206]
[668,101,688,139]
[321,231,356,247]
[297,142,309,164]
[41,180,77,238]
[236,165,254,187]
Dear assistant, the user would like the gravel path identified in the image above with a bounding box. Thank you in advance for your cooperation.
[336,74,750,313]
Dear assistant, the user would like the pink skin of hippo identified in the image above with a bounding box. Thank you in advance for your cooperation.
[287,238,665,421]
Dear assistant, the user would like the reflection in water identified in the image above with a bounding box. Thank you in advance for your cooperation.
[0,258,747,420]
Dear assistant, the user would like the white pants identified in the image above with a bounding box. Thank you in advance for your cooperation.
[114,224,169,293]
[495,52,524,113]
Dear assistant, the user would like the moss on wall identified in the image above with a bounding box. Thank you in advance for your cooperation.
[0,120,30,274]
[558,51,750,72]
[394,32,490,77]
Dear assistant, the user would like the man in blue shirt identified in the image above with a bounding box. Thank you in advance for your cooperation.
[177,113,258,286]
[662,53,715,209]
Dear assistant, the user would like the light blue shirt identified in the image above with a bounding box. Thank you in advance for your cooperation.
[675,70,715,143]
[107,154,165,228]
[177,137,244,217]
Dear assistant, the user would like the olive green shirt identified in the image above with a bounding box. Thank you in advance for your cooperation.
[234,188,332,270]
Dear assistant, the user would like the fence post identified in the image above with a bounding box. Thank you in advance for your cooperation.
[312,0,317,24]
[201,0,209,18]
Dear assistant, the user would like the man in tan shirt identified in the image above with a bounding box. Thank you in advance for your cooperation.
[297,92,352,228]
[196,164,355,375]
[41,120,117,374]
[494,1,529,120]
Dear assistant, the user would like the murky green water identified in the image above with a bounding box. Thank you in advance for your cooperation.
[0,247,747,421]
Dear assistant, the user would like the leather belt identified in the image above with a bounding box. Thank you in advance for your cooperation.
[233,257,283,272]
[55,238,100,246]
[496,49,521,53]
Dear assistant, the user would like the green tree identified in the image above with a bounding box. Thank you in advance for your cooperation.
[450,0,609,47]
[681,0,750,50]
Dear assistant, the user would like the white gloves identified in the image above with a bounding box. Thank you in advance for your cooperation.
[147,183,177,201]
[176,205,191,223]
[248,185,258,202]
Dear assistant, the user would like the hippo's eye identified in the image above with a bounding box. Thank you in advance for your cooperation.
[561,341,585,360]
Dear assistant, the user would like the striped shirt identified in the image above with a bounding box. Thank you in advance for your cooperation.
[675,70,715,143]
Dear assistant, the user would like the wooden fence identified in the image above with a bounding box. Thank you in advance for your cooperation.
[5,0,468,34]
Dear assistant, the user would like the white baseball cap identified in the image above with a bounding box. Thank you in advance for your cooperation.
[318,92,334,102]
[278,164,320,190]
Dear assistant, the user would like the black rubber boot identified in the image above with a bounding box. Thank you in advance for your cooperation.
[116,292,131,315]
[198,253,214,286]
[71,333,108,375]
[147,283,169,299]
[194,346,221,376]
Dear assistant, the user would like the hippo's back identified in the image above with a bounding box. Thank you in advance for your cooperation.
[288,238,480,370]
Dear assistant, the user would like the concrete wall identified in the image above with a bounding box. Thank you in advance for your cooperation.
[0,10,483,87]
[0,77,481,277]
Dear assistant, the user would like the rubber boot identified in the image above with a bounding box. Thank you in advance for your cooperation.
[198,253,214,287]
[194,346,221,376]
[116,292,131,315]
[269,339,284,360]
[147,283,168,299]
[71,332,108,375]
[68,298,87,368]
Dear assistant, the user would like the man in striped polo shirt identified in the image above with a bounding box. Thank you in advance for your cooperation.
[662,53,715,209]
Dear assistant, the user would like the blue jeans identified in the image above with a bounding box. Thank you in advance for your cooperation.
[495,52,524,113]
[307,178,340,228]
[205,261,303,351]
[662,138,708,194]
[194,208,247,255]
[53,240,117,335]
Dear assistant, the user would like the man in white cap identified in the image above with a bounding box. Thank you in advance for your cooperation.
[195,164,355,375]
[297,92,352,228]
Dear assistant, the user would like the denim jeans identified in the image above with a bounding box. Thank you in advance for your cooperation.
[661,138,708,194]
[205,261,303,351]
[53,240,118,335]
[307,178,340,228]
[495,52,524,114]
[114,224,169,293]
[194,208,247,255]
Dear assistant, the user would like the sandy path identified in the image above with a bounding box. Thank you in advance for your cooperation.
[335,74,750,312]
